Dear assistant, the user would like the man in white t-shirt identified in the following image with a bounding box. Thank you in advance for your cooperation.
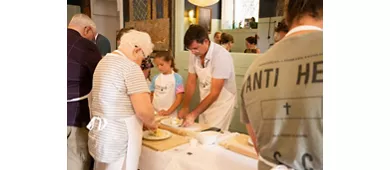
[178,25,236,131]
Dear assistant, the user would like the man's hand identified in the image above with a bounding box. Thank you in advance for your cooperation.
[157,110,170,116]
[182,112,196,127]
[178,107,189,119]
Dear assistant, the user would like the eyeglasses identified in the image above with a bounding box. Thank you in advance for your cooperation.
[185,47,200,53]
[135,45,146,58]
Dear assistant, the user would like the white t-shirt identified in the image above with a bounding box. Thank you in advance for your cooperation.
[187,42,236,94]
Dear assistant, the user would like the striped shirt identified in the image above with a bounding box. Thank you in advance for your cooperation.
[88,52,149,163]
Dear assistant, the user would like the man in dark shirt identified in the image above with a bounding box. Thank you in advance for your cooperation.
[67,13,101,170]
[95,33,111,56]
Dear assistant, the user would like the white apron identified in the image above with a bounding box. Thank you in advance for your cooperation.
[88,116,143,170]
[194,60,235,131]
[257,25,323,170]
[152,72,177,117]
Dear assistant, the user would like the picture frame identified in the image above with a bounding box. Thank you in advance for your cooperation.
[196,7,212,33]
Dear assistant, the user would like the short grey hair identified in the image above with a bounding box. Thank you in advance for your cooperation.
[119,30,154,56]
[69,13,96,29]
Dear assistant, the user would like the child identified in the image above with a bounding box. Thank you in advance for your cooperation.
[149,51,184,117]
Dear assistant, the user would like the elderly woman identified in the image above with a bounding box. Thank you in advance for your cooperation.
[117,27,154,86]
[220,32,234,52]
[87,30,157,170]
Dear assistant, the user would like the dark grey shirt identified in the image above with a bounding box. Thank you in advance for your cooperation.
[95,33,111,56]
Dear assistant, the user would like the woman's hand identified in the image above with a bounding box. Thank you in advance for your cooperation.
[158,110,170,116]
[145,119,158,131]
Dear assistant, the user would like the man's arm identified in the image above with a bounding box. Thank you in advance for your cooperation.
[189,78,224,117]
[178,72,197,119]
[181,72,197,109]
[178,55,197,119]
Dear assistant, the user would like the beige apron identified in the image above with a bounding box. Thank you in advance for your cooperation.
[194,59,235,131]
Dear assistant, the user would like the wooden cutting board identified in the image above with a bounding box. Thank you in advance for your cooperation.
[142,133,189,151]
[219,134,258,159]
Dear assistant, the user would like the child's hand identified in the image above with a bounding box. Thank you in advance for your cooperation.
[158,110,170,116]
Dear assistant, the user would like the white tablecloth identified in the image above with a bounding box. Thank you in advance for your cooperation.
[138,133,258,170]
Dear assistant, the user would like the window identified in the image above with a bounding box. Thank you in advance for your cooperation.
[221,0,259,29]
[133,0,149,21]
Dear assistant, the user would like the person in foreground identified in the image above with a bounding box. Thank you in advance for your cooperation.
[178,25,236,131]
[150,51,184,117]
[67,13,102,170]
[240,0,323,169]
[87,30,158,170]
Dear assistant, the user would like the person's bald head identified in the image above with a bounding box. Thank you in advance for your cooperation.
[68,14,97,41]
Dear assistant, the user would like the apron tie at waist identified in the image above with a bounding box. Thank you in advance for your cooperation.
[87,116,107,131]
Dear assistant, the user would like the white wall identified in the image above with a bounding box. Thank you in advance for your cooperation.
[91,0,120,51]
[257,16,283,53]
[184,18,222,44]
[208,19,222,41]
[67,5,81,25]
